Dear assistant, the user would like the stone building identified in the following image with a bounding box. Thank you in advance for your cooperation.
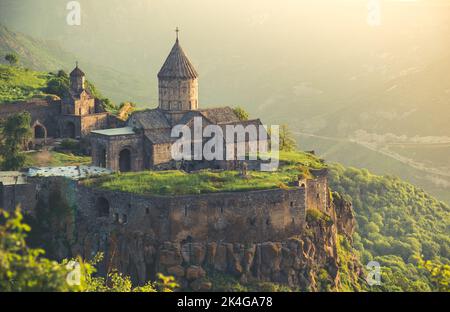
[58,64,110,139]
[0,64,121,144]
[90,36,267,172]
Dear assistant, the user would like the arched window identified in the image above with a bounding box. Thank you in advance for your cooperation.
[96,197,110,217]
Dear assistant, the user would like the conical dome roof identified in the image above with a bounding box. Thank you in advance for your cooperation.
[158,39,198,80]
[70,63,85,77]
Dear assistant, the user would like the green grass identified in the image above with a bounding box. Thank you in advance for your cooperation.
[24,151,91,167]
[0,64,53,103]
[84,151,324,196]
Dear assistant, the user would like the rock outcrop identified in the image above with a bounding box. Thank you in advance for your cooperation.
[60,193,361,291]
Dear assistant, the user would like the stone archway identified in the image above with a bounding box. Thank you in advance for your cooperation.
[119,148,132,172]
[65,122,76,138]
[98,147,107,168]
[34,124,46,139]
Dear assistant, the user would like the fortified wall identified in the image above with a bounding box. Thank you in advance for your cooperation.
[0,169,350,290]
[0,98,61,137]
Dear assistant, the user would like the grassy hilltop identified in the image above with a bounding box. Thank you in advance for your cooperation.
[84,151,325,196]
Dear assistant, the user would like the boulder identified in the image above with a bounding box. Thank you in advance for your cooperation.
[186,265,206,281]
[190,279,212,291]
[167,265,185,277]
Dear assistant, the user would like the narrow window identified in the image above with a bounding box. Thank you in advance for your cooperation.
[146,208,150,215]
[184,206,188,216]
[122,214,128,224]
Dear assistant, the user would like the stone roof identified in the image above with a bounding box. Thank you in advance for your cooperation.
[144,129,177,144]
[158,39,198,80]
[198,107,240,124]
[70,65,85,77]
[220,119,265,142]
[128,109,171,130]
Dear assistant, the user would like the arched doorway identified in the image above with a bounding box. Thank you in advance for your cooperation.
[34,124,46,139]
[96,197,110,217]
[65,122,76,138]
[119,148,132,172]
[98,148,107,168]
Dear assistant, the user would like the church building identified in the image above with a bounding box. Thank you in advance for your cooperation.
[90,34,267,172]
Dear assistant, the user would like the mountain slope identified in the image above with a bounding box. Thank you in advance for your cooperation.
[316,58,450,137]
[0,25,150,105]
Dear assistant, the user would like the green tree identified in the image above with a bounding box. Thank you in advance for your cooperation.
[0,112,32,170]
[233,106,249,121]
[417,257,450,292]
[45,77,70,98]
[0,208,178,292]
[4,53,18,66]
[279,124,297,152]
[0,209,73,291]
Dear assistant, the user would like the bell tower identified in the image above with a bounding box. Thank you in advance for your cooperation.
[70,62,86,94]
[158,28,199,112]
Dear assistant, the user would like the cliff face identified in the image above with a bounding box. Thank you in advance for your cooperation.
[26,177,363,291]
[68,193,361,291]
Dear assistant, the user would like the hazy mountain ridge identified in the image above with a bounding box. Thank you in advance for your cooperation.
[316,58,450,137]
[0,24,150,105]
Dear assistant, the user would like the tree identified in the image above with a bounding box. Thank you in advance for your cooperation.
[0,208,178,292]
[417,257,450,292]
[233,107,249,121]
[4,53,18,66]
[45,77,70,98]
[0,209,72,291]
[0,112,32,170]
[279,124,297,152]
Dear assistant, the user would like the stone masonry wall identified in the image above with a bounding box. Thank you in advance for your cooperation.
[75,185,307,244]
[0,99,61,137]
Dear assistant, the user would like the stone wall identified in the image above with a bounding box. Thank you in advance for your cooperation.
[159,78,199,111]
[0,182,37,215]
[90,133,144,171]
[75,185,307,244]
[1,171,353,290]
[80,113,109,136]
[0,99,61,137]
[306,175,330,214]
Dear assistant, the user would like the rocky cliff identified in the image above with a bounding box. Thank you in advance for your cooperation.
[25,176,363,291]
[73,197,360,291]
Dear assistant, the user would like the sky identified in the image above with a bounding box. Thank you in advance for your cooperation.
[0,0,449,125]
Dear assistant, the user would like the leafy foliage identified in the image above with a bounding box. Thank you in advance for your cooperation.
[0,112,32,170]
[279,124,297,152]
[0,209,177,292]
[0,64,51,103]
[328,163,450,291]
[233,106,249,121]
[4,53,18,66]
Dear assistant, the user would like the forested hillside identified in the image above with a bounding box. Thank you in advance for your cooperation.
[329,164,450,291]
